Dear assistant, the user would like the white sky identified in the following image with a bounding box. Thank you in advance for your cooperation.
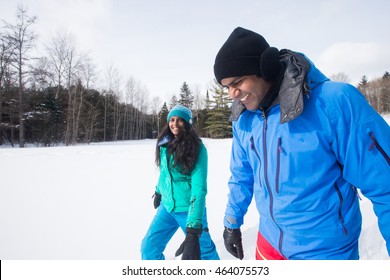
[1,0,390,102]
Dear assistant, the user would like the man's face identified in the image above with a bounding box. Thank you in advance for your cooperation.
[221,75,272,111]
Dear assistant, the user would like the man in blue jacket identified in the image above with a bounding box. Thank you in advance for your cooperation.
[214,27,390,259]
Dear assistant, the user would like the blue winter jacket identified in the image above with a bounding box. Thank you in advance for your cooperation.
[225,50,390,259]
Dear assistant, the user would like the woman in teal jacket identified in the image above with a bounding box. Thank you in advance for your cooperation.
[141,105,219,260]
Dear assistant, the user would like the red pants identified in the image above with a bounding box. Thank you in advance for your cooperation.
[256,231,287,260]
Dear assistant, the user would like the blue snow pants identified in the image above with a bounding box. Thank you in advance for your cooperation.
[141,205,219,260]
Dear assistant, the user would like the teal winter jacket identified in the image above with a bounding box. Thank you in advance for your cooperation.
[156,140,208,229]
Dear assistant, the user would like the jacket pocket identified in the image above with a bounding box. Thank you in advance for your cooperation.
[368,131,390,165]
[250,136,261,161]
[250,136,262,188]
[334,183,348,235]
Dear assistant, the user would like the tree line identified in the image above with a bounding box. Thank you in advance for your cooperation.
[1,5,389,148]
[0,5,234,147]
[331,72,390,114]
[357,72,390,114]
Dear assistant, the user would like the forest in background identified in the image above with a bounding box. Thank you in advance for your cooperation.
[1,5,389,147]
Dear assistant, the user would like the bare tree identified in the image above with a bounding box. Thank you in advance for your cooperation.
[151,95,162,136]
[82,96,100,143]
[29,56,52,90]
[137,85,150,139]
[192,83,205,124]
[69,54,97,144]
[124,76,139,140]
[45,30,97,89]
[192,84,205,111]
[78,55,98,91]
[5,4,37,147]
[381,73,390,113]
[169,94,178,110]
[45,30,72,98]
[365,74,390,114]
[124,76,150,139]
[58,33,89,145]
[102,64,122,141]
[329,72,351,83]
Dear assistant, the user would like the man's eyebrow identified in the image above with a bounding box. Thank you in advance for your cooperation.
[223,77,243,88]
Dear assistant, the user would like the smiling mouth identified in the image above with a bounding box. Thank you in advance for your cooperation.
[240,93,250,102]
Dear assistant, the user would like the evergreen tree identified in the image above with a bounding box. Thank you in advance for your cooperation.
[358,75,368,90]
[195,107,209,138]
[159,102,169,131]
[205,81,232,138]
[178,82,194,109]
[195,90,212,137]
[358,75,369,101]
[204,90,213,110]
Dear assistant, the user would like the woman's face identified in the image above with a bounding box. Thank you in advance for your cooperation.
[169,116,185,137]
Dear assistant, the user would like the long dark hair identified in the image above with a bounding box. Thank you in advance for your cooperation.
[155,119,201,174]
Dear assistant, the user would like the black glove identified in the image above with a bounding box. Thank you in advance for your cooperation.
[175,227,202,260]
[153,192,161,209]
[223,227,244,260]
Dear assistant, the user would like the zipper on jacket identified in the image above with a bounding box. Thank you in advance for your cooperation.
[352,186,362,201]
[261,114,286,258]
[368,132,390,165]
[165,152,176,208]
[275,137,282,193]
[337,162,362,202]
[190,196,196,214]
[334,184,348,235]
[250,136,261,159]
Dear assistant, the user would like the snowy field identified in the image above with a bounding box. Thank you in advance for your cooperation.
[0,115,389,260]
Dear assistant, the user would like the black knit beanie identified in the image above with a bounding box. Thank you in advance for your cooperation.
[214,27,278,84]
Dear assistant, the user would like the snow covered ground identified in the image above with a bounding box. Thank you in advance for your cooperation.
[0,115,389,260]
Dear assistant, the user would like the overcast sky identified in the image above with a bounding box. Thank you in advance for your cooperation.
[1,0,389,102]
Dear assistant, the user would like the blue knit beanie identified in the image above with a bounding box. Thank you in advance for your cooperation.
[167,104,192,125]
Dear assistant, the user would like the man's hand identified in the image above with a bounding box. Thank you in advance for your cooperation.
[223,227,244,259]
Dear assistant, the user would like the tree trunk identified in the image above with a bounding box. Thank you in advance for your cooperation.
[65,87,73,145]
[0,86,3,145]
[18,59,24,148]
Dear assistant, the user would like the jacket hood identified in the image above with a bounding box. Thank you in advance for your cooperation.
[158,135,171,146]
